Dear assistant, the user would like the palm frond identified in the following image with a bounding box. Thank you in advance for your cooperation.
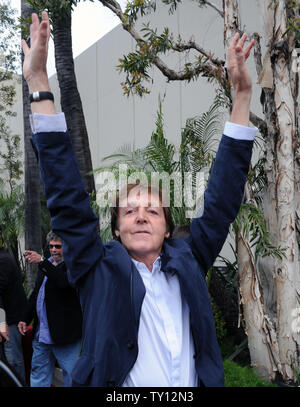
[233,203,286,261]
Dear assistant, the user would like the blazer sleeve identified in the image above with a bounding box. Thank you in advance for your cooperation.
[32,131,104,286]
[187,134,253,274]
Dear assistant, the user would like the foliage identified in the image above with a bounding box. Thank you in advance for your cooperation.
[94,96,221,235]
[0,1,19,74]
[280,0,300,41]
[233,203,286,262]
[211,296,227,344]
[111,0,229,98]
[0,1,19,112]
[223,359,277,387]
[0,179,24,269]
[0,127,23,193]
[0,1,24,268]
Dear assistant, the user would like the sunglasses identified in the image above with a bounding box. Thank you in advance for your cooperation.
[49,244,62,249]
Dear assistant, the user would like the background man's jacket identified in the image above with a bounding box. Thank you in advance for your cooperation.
[23,260,82,345]
[0,247,28,325]
[33,131,253,386]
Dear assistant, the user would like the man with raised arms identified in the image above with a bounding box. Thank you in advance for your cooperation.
[22,11,256,387]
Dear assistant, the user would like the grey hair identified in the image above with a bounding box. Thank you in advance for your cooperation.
[46,231,62,244]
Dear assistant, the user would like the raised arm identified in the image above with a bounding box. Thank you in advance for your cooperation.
[22,12,103,285]
[22,11,55,115]
[188,33,256,272]
[227,32,254,126]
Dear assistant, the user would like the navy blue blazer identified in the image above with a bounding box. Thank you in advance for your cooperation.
[32,130,253,387]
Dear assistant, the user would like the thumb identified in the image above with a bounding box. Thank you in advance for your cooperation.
[21,39,29,56]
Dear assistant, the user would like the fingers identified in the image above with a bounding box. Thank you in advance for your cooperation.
[18,322,27,336]
[244,38,255,59]
[236,33,248,52]
[28,12,50,46]
[229,32,254,56]
[229,32,240,50]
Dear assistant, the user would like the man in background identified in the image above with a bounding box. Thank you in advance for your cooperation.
[0,246,28,384]
[19,231,82,387]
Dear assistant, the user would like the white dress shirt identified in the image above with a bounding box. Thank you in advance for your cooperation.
[123,257,198,387]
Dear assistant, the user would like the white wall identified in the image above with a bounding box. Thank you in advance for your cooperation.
[49,0,262,169]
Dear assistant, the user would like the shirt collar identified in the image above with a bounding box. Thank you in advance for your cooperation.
[48,256,63,266]
[131,256,161,274]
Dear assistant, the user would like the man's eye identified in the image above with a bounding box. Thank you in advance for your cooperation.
[125,209,134,215]
[148,209,158,215]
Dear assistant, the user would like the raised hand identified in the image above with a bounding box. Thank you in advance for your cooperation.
[21,11,51,93]
[226,32,254,96]
[226,32,255,126]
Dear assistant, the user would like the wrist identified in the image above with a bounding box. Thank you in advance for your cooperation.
[232,89,252,103]
[27,74,51,94]
[230,92,252,127]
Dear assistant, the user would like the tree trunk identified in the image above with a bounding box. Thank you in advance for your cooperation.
[225,0,300,383]
[236,229,281,380]
[257,0,300,382]
[223,0,286,382]
[52,10,95,195]
[21,0,42,292]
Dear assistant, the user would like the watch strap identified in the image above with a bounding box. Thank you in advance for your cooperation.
[29,91,54,103]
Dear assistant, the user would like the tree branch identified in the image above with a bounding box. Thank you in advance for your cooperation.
[99,0,123,19]
[252,32,263,77]
[203,0,224,18]
[172,40,225,66]
[250,111,267,136]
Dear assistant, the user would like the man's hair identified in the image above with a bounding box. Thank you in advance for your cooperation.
[172,225,190,239]
[46,231,62,244]
[110,182,174,241]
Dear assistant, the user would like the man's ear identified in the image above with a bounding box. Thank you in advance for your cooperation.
[115,230,120,238]
[165,231,170,239]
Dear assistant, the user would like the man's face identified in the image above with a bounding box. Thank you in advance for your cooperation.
[49,240,63,263]
[115,189,169,261]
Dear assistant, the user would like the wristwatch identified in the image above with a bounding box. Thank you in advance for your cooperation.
[29,91,54,103]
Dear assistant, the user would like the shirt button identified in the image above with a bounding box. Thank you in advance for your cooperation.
[127,340,134,350]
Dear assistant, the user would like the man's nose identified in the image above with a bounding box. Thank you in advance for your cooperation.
[136,208,147,222]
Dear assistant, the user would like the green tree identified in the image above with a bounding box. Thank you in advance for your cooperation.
[0,0,25,271]
[23,0,95,194]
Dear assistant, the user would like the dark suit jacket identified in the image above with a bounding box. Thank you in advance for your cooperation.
[24,259,82,345]
[33,130,253,386]
[0,247,28,326]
